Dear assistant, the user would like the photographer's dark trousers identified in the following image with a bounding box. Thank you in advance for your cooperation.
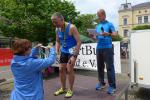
[96,48,116,88]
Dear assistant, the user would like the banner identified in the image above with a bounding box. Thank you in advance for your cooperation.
[0,48,13,67]
[54,42,121,73]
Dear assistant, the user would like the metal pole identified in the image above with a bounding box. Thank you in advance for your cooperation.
[125,88,128,100]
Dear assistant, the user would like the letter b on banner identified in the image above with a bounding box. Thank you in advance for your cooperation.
[86,45,92,55]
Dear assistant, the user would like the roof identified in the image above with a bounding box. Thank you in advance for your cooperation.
[118,2,150,12]
[132,2,150,9]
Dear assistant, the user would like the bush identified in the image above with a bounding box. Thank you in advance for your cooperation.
[132,25,150,30]
[112,34,123,41]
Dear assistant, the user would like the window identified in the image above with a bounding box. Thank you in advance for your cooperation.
[144,16,148,23]
[123,18,127,25]
[138,16,142,24]
[124,4,128,9]
[124,29,128,37]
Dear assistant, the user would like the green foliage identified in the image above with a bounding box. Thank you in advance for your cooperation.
[112,34,123,41]
[75,14,97,36]
[132,25,150,30]
[80,34,94,43]
[0,0,79,45]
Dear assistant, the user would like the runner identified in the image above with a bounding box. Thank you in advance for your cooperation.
[51,12,81,98]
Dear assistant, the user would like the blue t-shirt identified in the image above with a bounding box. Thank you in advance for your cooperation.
[96,20,115,49]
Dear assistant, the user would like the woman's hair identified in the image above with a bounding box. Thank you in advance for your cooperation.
[12,39,32,55]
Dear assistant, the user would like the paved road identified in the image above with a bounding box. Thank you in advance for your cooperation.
[1,59,150,100]
[44,74,129,100]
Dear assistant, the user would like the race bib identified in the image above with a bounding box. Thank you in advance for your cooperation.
[69,46,76,54]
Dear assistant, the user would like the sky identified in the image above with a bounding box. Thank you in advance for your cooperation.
[66,0,150,30]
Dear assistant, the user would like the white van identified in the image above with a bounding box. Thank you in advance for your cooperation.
[129,29,150,88]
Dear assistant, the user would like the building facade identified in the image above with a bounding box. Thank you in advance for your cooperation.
[118,2,150,38]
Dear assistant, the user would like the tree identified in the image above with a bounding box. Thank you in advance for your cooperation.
[0,0,79,45]
[75,14,97,36]
[112,34,123,41]
[132,25,150,30]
